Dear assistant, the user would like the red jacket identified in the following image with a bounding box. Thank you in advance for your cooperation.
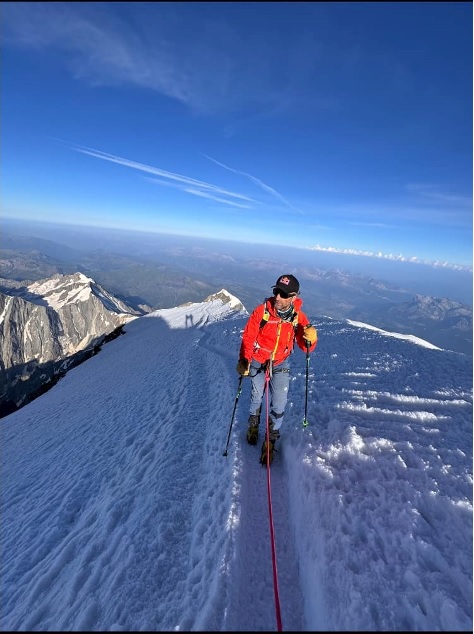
[239,296,317,367]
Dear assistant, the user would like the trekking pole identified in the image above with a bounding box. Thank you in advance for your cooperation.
[223,375,244,456]
[303,341,311,427]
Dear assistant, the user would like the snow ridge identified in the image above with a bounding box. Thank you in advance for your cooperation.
[1,296,472,631]
[346,318,442,350]
[149,288,248,329]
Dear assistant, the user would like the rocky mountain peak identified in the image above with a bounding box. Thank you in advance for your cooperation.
[0,272,141,417]
[204,289,247,313]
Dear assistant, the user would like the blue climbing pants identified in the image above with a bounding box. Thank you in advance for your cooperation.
[249,358,290,431]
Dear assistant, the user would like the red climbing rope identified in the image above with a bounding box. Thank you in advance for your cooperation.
[264,367,283,631]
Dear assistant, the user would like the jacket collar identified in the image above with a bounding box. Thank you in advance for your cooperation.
[267,296,303,316]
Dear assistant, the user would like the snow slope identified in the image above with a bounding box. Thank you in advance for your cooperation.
[1,293,472,631]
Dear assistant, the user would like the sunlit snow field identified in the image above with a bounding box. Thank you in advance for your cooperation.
[1,294,472,631]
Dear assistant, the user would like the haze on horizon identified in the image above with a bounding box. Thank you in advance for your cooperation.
[3,217,473,310]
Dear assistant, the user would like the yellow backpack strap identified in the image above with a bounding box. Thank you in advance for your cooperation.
[259,302,270,330]
[271,321,282,361]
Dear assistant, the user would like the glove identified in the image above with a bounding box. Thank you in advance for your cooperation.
[303,325,318,345]
[236,358,250,376]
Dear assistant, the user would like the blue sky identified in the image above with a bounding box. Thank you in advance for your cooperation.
[2,2,472,266]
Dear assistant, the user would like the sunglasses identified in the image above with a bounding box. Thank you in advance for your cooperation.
[273,288,296,300]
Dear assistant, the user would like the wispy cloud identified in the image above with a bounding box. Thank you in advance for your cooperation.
[2,3,232,114]
[306,244,472,272]
[145,176,253,209]
[73,145,258,209]
[182,189,253,209]
[405,183,472,207]
[2,3,307,117]
[349,221,399,229]
[201,153,304,215]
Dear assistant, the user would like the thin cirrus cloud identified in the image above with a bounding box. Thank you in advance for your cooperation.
[2,3,282,116]
[1,3,220,113]
[72,145,257,208]
[350,221,399,229]
[182,188,253,209]
[202,153,305,216]
[405,183,472,208]
[143,177,252,209]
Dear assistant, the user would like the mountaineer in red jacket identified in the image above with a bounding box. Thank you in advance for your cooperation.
[236,274,317,464]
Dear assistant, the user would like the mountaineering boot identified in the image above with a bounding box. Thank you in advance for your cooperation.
[259,418,280,465]
[259,439,276,466]
[269,419,281,444]
[246,413,260,445]
[269,426,281,443]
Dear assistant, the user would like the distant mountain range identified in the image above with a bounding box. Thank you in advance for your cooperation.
[0,273,141,417]
[0,232,217,310]
[1,266,472,419]
[1,232,472,357]
[0,273,250,418]
[344,293,472,356]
